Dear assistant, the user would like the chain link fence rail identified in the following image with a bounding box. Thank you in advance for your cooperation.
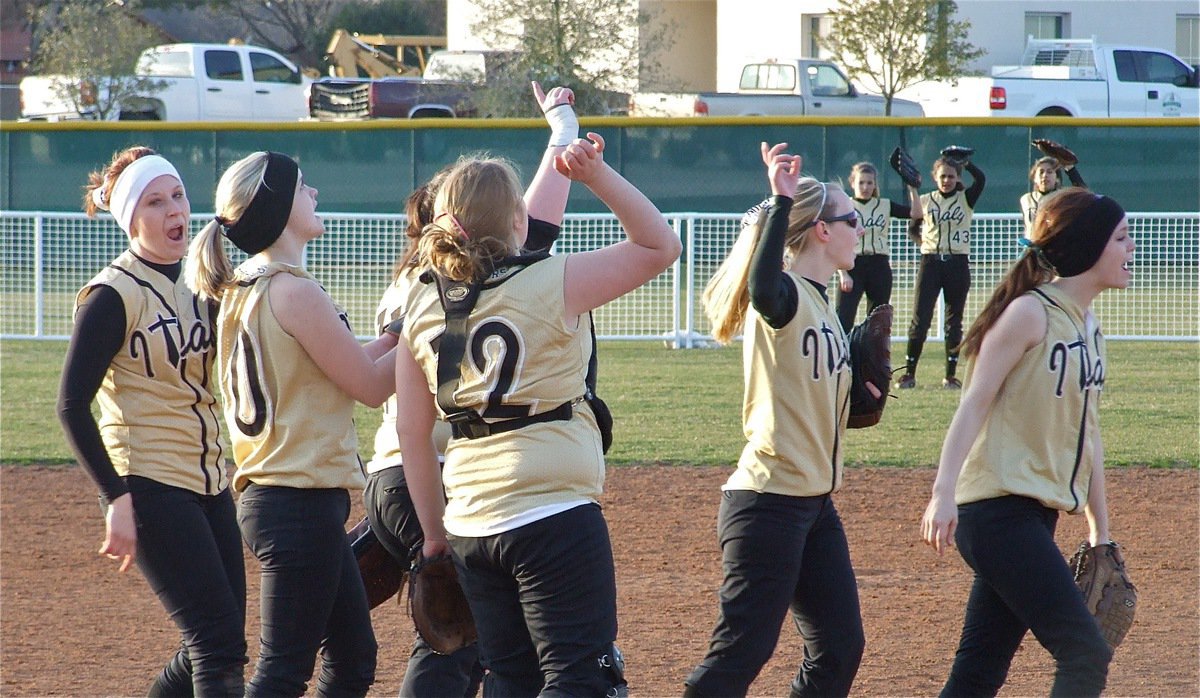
[2,211,1195,343]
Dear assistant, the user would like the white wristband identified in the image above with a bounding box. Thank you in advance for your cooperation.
[544,103,578,147]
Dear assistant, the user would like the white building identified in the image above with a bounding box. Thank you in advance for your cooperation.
[447,0,1199,93]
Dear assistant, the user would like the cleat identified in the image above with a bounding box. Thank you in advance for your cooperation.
[896,374,916,390]
[942,377,962,389]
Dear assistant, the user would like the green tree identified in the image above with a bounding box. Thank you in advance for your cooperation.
[32,2,166,119]
[820,0,986,115]
[465,0,673,117]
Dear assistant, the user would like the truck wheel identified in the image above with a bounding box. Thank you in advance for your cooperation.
[410,109,453,119]
[1036,107,1072,117]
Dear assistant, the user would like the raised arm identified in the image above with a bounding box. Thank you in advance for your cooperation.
[272,274,397,407]
[558,133,681,318]
[964,161,986,208]
[920,294,1044,554]
[524,82,577,227]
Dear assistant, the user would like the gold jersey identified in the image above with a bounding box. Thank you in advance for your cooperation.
[402,254,603,536]
[726,273,851,497]
[920,189,974,255]
[852,197,891,256]
[218,261,365,492]
[956,284,1105,512]
[1019,191,1045,239]
[76,250,226,494]
[368,268,450,473]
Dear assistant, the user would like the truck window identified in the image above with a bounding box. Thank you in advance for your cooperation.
[1113,51,1138,81]
[739,64,796,91]
[807,65,851,97]
[250,52,299,84]
[205,50,244,81]
[139,50,192,77]
[1139,51,1192,85]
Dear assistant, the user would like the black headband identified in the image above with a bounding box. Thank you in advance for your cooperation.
[219,152,299,255]
[1040,195,1125,277]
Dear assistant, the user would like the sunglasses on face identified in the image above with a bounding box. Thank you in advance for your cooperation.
[821,210,858,227]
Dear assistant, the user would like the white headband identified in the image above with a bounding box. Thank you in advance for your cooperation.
[91,155,184,234]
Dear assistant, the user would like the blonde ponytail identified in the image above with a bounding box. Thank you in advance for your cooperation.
[185,220,234,301]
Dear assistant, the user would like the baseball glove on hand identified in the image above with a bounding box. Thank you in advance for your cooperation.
[348,517,406,609]
[889,147,922,189]
[1032,138,1078,168]
[1069,541,1137,649]
[847,304,892,429]
[940,145,974,166]
[409,550,478,655]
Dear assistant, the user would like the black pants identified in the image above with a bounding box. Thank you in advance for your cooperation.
[942,496,1111,697]
[450,503,621,698]
[835,254,893,332]
[364,466,482,698]
[127,476,247,698]
[904,254,970,377]
[238,484,377,698]
[686,490,864,698]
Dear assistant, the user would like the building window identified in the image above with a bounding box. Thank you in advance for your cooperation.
[1025,13,1067,41]
[803,14,832,59]
[1177,15,1199,66]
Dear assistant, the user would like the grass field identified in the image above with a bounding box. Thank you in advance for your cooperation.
[2,339,1196,468]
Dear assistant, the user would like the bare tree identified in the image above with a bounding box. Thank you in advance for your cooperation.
[820,0,985,115]
[465,0,673,117]
[32,2,166,119]
[217,0,343,70]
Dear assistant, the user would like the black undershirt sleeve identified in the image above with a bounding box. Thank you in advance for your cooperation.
[1065,166,1086,188]
[523,216,561,254]
[56,285,128,505]
[747,195,799,329]
[889,200,913,219]
[964,162,986,209]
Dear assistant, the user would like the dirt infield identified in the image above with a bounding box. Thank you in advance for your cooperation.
[2,464,1196,697]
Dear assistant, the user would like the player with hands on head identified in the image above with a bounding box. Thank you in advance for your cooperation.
[834,159,920,332]
[188,151,398,697]
[686,142,868,698]
[1021,139,1086,239]
[363,81,579,698]
[59,146,248,696]
[394,131,679,696]
[896,146,986,390]
[920,188,1133,697]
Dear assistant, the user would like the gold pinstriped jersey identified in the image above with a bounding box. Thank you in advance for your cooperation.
[76,251,226,494]
[920,189,974,254]
[218,261,365,492]
[1019,191,1045,239]
[956,283,1104,512]
[726,272,851,497]
[402,254,603,536]
[852,197,891,256]
[368,268,450,473]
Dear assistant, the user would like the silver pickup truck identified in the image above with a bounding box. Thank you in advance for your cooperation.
[629,58,924,117]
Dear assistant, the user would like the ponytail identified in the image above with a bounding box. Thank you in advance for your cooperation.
[959,252,1050,359]
[185,220,234,302]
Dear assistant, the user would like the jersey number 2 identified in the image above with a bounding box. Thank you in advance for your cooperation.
[469,319,531,419]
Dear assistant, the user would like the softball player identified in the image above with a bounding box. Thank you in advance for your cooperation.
[1020,157,1086,239]
[187,152,398,697]
[58,146,246,696]
[365,82,577,697]
[394,135,679,696]
[686,143,869,698]
[921,188,1130,696]
[896,154,986,389]
[835,161,920,331]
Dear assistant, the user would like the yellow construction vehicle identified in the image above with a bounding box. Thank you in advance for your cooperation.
[324,29,446,79]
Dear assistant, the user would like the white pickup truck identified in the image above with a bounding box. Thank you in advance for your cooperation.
[20,43,311,121]
[628,58,924,117]
[987,38,1198,117]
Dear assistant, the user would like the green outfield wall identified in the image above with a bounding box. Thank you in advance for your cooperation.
[1,117,1197,214]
